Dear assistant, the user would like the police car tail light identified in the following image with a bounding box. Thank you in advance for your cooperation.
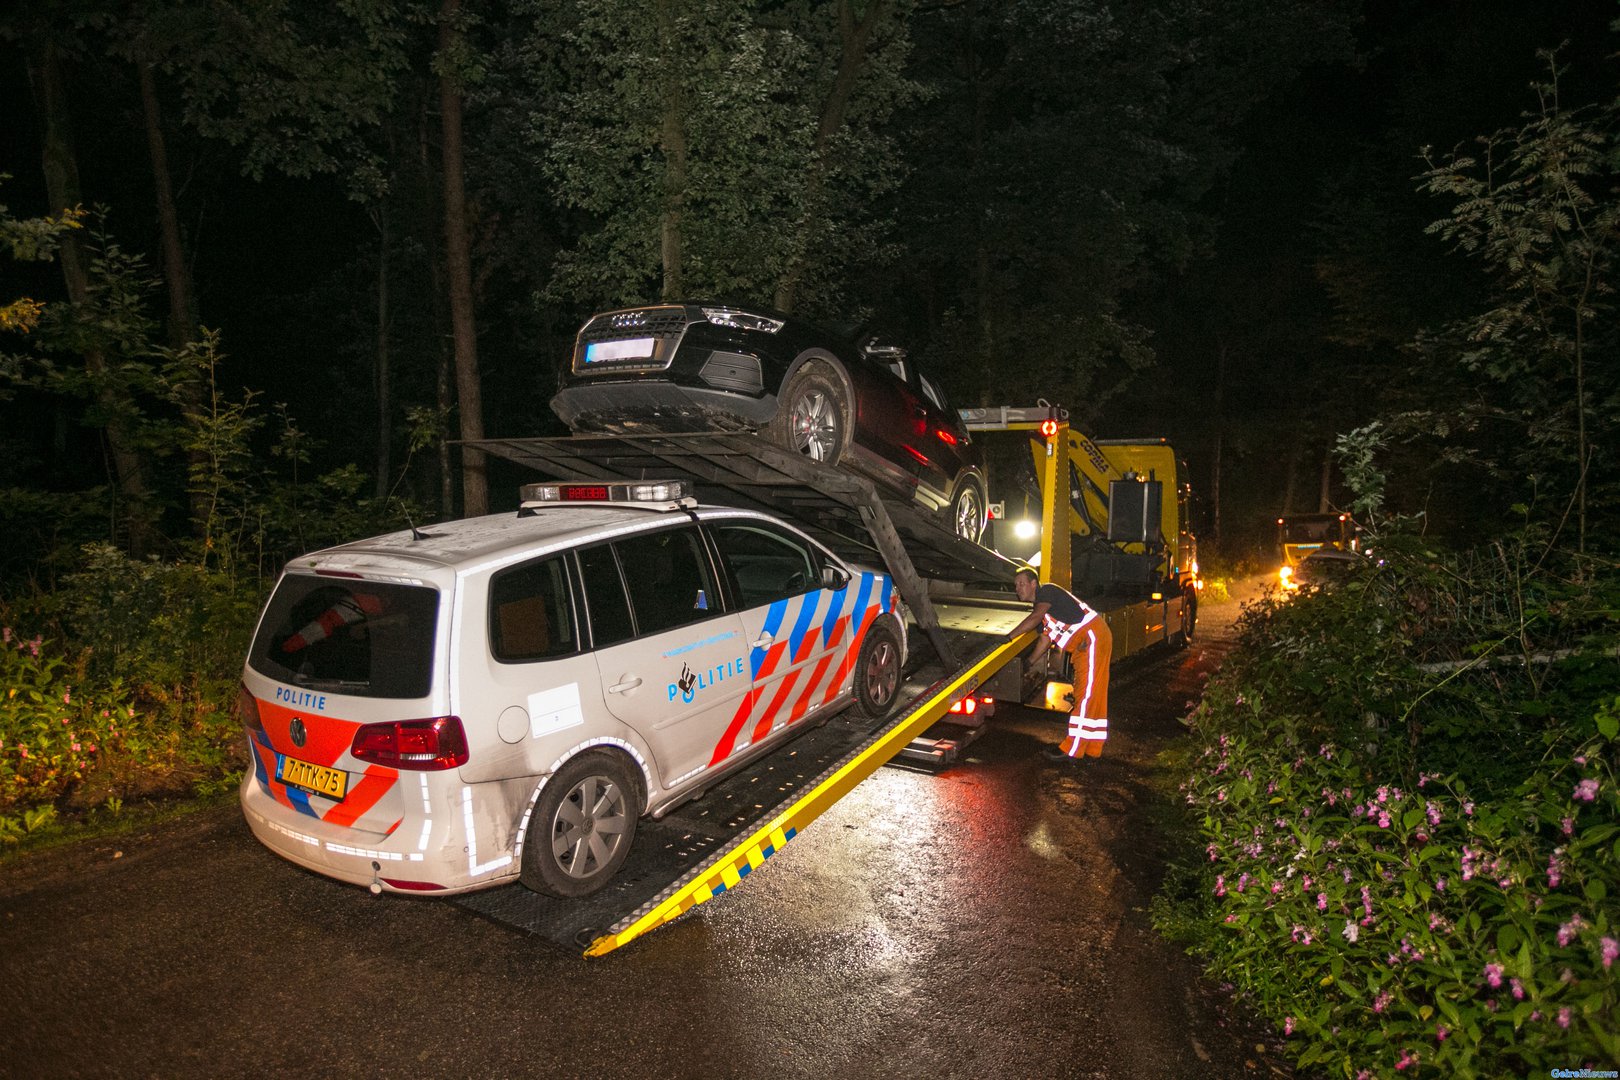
[350,716,470,771]
[236,683,265,733]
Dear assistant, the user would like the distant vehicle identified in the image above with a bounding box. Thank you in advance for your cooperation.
[237,481,906,899]
[1292,547,1370,589]
[1276,512,1360,590]
[550,302,989,543]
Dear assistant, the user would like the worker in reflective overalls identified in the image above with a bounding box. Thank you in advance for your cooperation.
[1008,566,1112,761]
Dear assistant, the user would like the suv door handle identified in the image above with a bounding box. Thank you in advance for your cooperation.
[608,676,642,694]
[751,632,774,649]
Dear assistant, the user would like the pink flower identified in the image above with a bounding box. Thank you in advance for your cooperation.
[18,746,28,759]
[1317,892,1328,911]
[1510,977,1525,1001]
[1574,779,1599,803]
[1483,962,1504,988]
[1558,916,1587,947]
[1283,1016,1295,1035]
[70,742,80,752]
[1395,1049,1416,1071]
[1562,817,1575,836]
[1557,1007,1571,1029]
[1372,990,1392,1013]
[1,626,10,643]
[1214,876,1226,897]
[1601,937,1618,969]
[62,689,71,704]
[1377,810,1391,828]
[1436,877,1447,892]
[1463,800,1475,816]
[1425,801,1441,826]
[1435,1025,1449,1042]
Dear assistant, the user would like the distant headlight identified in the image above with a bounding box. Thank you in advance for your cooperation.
[702,307,784,334]
[1013,520,1038,540]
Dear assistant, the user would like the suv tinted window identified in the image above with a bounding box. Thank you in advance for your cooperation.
[489,555,578,662]
[710,523,819,608]
[249,575,438,698]
[614,527,718,636]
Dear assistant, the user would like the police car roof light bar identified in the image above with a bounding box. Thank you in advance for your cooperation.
[519,480,696,508]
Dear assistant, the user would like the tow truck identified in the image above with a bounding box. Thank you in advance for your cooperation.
[458,407,1197,955]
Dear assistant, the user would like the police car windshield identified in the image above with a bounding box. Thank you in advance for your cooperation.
[249,574,439,699]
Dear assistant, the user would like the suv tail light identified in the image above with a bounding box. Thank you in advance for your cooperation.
[351,716,470,770]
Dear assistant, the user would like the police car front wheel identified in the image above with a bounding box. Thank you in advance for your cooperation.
[522,751,642,898]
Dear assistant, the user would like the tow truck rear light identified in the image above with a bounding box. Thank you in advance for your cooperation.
[351,716,470,770]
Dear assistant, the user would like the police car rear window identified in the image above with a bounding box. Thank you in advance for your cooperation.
[249,574,438,699]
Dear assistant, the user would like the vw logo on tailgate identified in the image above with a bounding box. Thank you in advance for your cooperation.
[289,717,307,748]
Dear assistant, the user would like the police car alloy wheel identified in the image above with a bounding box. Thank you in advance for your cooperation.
[522,750,642,898]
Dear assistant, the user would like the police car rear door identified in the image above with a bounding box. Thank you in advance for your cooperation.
[580,526,751,791]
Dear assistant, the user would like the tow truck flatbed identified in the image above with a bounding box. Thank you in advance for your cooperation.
[455,630,1028,955]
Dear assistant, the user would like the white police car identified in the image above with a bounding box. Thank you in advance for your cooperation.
[237,481,905,898]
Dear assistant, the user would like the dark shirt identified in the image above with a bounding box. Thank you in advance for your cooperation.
[1034,582,1087,626]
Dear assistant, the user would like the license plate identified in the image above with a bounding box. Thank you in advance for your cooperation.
[277,755,349,800]
[584,337,655,363]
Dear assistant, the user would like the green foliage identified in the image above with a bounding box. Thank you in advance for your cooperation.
[529,0,919,313]
[1364,49,1620,548]
[1160,534,1620,1077]
[0,618,243,832]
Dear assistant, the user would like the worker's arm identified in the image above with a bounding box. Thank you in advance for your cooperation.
[1008,601,1049,640]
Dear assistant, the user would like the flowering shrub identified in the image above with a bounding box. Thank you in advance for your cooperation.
[0,618,244,840]
[1162,538,1620,1077]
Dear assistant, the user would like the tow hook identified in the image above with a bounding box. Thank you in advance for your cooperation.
[369,861,383,895]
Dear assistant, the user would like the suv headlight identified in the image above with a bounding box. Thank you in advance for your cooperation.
[702,307,784,334]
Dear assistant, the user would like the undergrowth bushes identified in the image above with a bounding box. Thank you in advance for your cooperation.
[1158,531,1619,1078]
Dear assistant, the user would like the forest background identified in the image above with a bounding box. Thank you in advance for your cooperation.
[3,0,1614,561]
[2,4,1619,1075]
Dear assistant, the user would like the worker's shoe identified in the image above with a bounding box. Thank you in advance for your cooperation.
[1041,746,1081,763]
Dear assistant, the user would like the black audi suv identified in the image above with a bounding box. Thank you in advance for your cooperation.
[550,302,987,543]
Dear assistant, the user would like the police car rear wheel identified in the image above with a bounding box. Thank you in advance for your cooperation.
[853,620,902,718]
[522,751,640,898]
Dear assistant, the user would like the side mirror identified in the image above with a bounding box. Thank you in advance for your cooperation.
[821,564,851,591]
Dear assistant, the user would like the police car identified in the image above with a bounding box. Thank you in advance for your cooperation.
[237,481,906,898]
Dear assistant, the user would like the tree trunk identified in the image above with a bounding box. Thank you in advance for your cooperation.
[138,58,216,532]
[773,0,889,312]
[372,200,392,498]
[138,62,195,350]
[656,0,686,301]
[1318,444,1333,513]
[30,40,154,555]
[437,0,486,517]
[1210,340,1226,550]
[419,99,455,518]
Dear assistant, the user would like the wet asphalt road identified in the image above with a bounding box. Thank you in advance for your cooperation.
[0,591,1284,1080]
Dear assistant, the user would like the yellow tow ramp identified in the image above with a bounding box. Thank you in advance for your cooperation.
[584,630,1034,957]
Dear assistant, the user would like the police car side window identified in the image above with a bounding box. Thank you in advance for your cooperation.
[489,555,578,663]
[577,544,636,648]
[612,527,719,636]
[709,523,819,608]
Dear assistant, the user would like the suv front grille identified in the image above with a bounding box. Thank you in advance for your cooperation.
[572,306,693,374]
